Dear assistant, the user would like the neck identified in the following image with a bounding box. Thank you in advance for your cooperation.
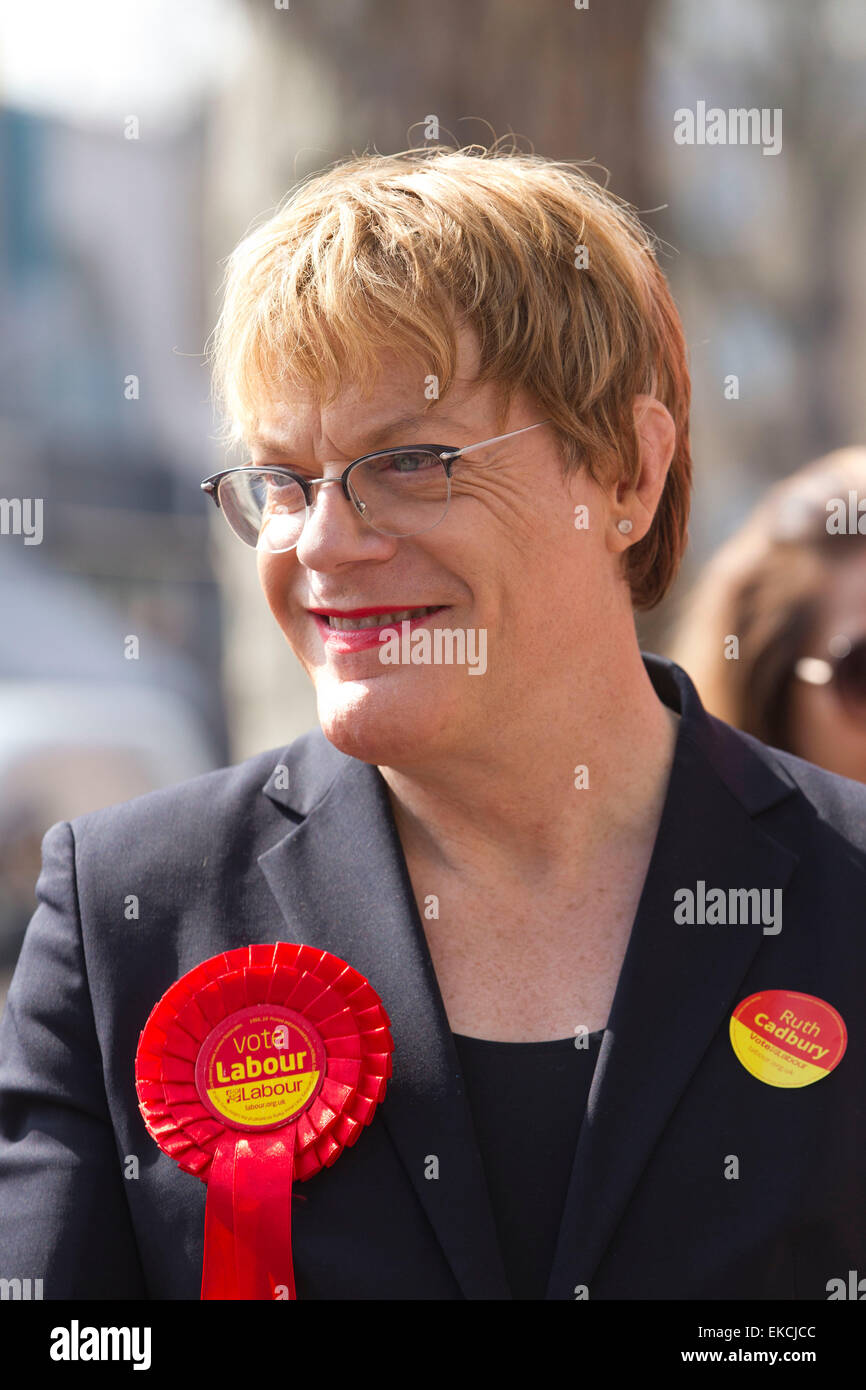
[377,648,680,889]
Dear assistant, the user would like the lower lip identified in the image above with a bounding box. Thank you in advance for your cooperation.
[311,607,450,652]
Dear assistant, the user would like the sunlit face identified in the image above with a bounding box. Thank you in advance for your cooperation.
[251,324,631,767]
[788,549,866,783]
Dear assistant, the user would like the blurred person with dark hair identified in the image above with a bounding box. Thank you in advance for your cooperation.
[670,448,866,783]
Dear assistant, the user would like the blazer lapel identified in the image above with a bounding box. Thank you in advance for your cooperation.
[257,745,511,1300]
[546,661,802,1298]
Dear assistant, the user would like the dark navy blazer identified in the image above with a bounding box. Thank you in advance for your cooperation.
[1,655,864,1299]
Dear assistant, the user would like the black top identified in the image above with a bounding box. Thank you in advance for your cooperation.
[452,1028,605,1299]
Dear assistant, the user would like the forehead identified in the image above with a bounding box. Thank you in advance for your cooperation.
[247,404,469,456]
[245,325,487,456]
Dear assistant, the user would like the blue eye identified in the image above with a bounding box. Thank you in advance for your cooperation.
[382,451,438,474]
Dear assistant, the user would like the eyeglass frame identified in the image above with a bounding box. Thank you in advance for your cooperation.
[200,417,552,547]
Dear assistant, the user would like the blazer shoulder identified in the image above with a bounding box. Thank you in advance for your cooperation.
[743,730,866,856]
[66,725,347,852]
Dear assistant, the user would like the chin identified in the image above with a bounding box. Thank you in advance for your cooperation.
[314,672,449,766]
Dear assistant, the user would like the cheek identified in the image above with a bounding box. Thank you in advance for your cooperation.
[257,553,293,626]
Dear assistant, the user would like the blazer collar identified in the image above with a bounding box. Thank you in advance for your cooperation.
[547,654,802,1296]
[259,742,512,1298]
[258,654,802,1299]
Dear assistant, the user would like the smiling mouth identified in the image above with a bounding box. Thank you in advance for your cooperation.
[312,605,447,630]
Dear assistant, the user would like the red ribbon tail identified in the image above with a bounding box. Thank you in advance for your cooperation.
[201,1127,297,1300]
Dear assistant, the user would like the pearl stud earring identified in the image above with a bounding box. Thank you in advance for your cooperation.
[617,518,633,534]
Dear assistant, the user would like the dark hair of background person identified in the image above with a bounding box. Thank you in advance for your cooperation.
[668,448,866,756]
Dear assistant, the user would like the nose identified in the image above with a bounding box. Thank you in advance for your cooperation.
[293,470,393,568]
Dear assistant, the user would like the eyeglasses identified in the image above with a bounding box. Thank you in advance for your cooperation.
[794,636,866,719]
[200,418,551,553]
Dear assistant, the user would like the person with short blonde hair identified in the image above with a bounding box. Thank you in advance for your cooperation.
[1,145,865,1303]
[209,145,693,610]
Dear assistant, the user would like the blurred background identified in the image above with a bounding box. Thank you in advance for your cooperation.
[1,0,865,1000]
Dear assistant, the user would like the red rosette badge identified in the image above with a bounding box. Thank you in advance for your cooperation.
[135,942,393,1300]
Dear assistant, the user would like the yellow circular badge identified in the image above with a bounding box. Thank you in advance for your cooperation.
[195,1005,325,1130]
[730,989,847,1089]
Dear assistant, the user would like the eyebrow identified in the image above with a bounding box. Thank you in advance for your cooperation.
[248,410,465,459]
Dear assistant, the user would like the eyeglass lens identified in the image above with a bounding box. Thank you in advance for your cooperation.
[217,451,451,551]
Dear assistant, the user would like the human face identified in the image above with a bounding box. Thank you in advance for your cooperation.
[788,549,866,783]
[252,324,628,767]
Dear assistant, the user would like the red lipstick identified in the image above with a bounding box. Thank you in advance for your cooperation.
[309,604,449,653]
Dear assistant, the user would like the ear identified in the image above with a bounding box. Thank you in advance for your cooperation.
[608,395,676,548]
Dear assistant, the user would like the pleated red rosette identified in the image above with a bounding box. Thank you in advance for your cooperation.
[135,942,393,1300]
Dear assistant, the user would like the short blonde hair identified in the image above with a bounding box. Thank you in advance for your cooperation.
[208,144,692,609]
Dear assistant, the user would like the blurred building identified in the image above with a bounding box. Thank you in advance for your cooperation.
[0,102,229,967]
[647,0,866,634]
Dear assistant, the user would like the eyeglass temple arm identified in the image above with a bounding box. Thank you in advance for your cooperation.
[441,418,552,461]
